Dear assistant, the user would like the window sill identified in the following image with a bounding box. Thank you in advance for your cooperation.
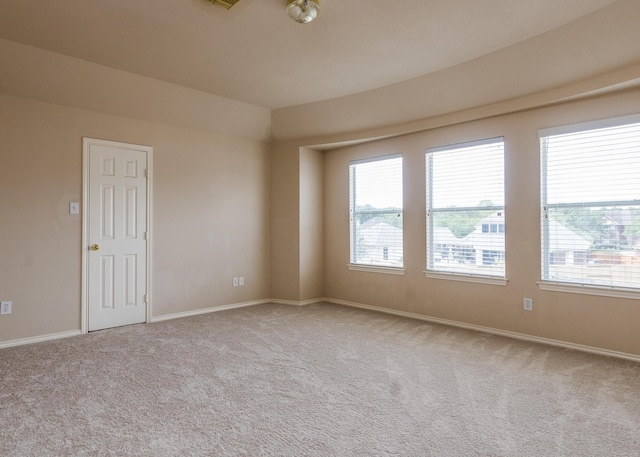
[537,281,640,299]
[423,271,508,286]
[347,264,405,276]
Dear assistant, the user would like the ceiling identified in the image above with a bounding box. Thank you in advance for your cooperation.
[0,0,620,110]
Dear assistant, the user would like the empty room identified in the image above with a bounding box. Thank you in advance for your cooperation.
[1,0,639,455]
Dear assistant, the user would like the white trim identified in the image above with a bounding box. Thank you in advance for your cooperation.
[324,297,640,363]
[423,271,508,286]
[81,142,89,334]
[150,299,269,323]
[538,112,640,138]
[349,152,402,166]
[82,138,153,333]
[348,264,405,275]
[0,330,82,350]
[269,298,325,306]
[146,151,154,322]
[538,281,640,300]
[427,136,504,154]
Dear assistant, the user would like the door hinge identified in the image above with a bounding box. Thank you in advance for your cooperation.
[144,169,148,178]
[144,231,148,240]
[143,294,148,304]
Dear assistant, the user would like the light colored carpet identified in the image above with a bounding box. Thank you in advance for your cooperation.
[1,302,639,456]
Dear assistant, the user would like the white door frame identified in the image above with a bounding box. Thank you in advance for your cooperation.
[81,137,153,333]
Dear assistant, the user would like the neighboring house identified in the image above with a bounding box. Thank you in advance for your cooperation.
[432,226,465,262]
[462,213,506,266]
[545,218,592,265]
[357,217,403,265]
[602,209,639,247]
[458,213,592,266]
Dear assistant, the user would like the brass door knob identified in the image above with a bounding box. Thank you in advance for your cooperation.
[90,244,100,251]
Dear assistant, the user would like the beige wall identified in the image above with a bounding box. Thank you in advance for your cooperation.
[269,141,300,301]
[321,89,640,356]
[299,147,324,301]
[268,145,324,303]
[0,39,271,142]
[1,88,639,357]
[1,22,639,358]
[3,87,638,357]
[0,94,270,342]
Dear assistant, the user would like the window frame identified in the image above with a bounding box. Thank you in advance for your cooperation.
[424,137,507,285]
[348,153,404,274]
[538,113,640,298]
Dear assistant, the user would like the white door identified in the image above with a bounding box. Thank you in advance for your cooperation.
[84,138,150,331]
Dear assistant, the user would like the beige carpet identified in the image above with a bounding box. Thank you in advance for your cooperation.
[1,302,639,456]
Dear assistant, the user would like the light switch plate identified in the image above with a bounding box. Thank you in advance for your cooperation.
[69,202,80,215]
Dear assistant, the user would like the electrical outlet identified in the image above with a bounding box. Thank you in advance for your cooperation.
[523,298,533,311]
[232,277,239,287]
[1,301,12,315]
[239,276,244,286]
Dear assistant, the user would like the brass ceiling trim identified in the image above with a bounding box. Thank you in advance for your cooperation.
[207,0,240,10]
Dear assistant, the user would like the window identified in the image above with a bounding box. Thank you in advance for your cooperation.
[540,115,640,291]
[426,138,505,279]
[481,223,503,233]
[349,155,403,269]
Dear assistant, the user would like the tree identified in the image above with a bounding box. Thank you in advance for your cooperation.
[549,207,603,242]
[434,209,493,238]
[623,208,640,239]
[355,204,402,228]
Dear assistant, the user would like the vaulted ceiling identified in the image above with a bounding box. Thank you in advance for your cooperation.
[0,0,625,110]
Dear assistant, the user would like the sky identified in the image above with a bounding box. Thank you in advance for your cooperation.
[429,142,504,208]
[351,156,403,209]
[544,124,640,205]
[351,122,640,211]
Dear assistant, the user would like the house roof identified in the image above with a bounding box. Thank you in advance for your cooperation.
[603,209,637,226]
[432,227,461,246]
[358,218,402,247]
[546,219,592,252]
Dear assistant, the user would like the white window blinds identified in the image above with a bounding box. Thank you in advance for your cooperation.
[426,138,505,278]
[540,115,640,289]
[349,155,403,268]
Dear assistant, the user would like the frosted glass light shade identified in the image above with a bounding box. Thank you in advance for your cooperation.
[287,0,319,23]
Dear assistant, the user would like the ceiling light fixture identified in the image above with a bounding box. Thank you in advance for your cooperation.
[207,0,240,9]
[286,0,319,24]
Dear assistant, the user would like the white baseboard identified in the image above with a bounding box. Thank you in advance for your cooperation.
[0,330,83,349]
[269,298,325,306]
[150,299,269,323]
[325,297,640,363]
[5,299,635,363]
[0,298,317,349]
